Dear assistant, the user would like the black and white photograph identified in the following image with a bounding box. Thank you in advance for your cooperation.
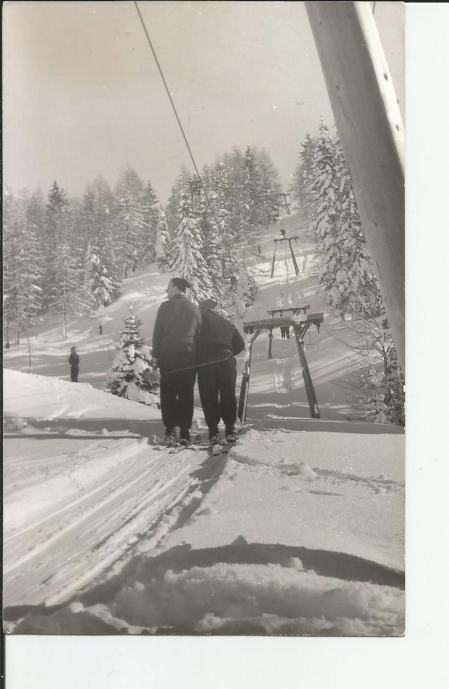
[3,1,406,639]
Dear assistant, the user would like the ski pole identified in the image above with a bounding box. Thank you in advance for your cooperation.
[163,357,229,375]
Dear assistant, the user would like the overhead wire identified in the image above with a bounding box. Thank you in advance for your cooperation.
[133,1,222,232]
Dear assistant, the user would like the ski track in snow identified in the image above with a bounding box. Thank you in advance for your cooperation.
[3,439,208,606]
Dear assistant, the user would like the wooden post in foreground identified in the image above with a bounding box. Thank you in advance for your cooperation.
[306,1,405,371]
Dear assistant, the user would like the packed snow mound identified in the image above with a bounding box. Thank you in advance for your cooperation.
[11,554,404,636]
[3,369,160,421]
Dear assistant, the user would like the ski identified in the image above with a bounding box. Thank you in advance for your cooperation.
[237,330,261,425]
[147,434,238,455]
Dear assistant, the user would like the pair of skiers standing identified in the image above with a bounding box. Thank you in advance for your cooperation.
[152,277,245,447]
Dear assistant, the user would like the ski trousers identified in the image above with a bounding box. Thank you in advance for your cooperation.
[158,352,197,432]
[70,367,79,383]
[197,355,237,433]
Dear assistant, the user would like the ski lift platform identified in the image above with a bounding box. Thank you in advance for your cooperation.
[238,310,324,424]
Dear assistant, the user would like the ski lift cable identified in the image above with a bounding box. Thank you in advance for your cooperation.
[133,2,222,231]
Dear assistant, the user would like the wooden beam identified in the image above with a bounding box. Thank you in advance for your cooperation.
[305,1,404,370]
[243,312,323,333]
[293,324,320,419]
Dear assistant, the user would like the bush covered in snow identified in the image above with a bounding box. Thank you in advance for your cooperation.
[106,304,159,406]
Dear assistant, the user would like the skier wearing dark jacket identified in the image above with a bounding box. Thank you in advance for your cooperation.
[68,346,80,382]
[196,299,245,444]
[152,277,202,444]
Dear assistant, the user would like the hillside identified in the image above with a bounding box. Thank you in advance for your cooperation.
[3,213,405,635]
[4,213,394,425]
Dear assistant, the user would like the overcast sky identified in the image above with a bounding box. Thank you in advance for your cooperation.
[3,1,404,202]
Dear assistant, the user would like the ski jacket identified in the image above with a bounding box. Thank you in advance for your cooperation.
[152,293,202,358]
[196,309,245,363]
[68,352,79,368]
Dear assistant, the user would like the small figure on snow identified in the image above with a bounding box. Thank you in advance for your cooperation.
[99,323,103,336]
[152,278,202,445]
[196,298,245,445]
[68,346,80,382]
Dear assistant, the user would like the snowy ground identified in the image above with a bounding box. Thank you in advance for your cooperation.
[3,214,405,635]
[3,371,404,636]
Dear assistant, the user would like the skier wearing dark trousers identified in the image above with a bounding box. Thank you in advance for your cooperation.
[152,278,202,445]
[196,299,245,445]
[68,346,80,382]
[280,325,290,340]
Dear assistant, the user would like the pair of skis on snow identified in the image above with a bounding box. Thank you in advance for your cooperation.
[150,435,233,456]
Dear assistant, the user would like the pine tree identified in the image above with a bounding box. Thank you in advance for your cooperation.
[302,119,404,425]
[3,189,44,343]
[89,252,117,307]
[155,210,174,272]
[165,168,190,236]
[42,181,69,311]
[170,186,213,302]
[49,239,93,339]
[290,133,317,224]
[310,120,341,300]
[106,303,159,406]
[83,176,122,301]
[257,149,282,227]
[209,160,235,283]
[3,189,15,347]
[141,181,160,264]
[197,189,224,303]
[115,167,147,277]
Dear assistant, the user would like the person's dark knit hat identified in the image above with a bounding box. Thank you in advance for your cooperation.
[199,298,218,310]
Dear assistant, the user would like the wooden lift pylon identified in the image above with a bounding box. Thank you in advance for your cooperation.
[237,310,324,424]
[270,229,300,278]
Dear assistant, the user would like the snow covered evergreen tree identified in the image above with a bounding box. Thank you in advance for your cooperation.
[89,253,118,307]
[197,189,225,303]
[106,303,159,406]
[3,190,44,343]
[82,176,122,302]
[141,181,160,264]
[290,133,317,225]
[115,167,147,277]
[42,181,69,312]
[301,119,404,425]
[170,186,213,302]
[165,168,190,236]
[155,210,174,272]
[49,239,94,339]
[257,149,282,228]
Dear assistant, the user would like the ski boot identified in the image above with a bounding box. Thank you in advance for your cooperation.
[209,430,221,456]
[225,426,237,444]
[178,429,191,448]
[164,428,178,447]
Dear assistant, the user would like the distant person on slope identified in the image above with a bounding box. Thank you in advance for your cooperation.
[152,277,202,446]
[68,346,80,382]
[196,298,245,445]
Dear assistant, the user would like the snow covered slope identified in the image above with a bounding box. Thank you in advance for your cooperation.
[3,213,405,635]
[3,370,404,635]
[4,213,385,422]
